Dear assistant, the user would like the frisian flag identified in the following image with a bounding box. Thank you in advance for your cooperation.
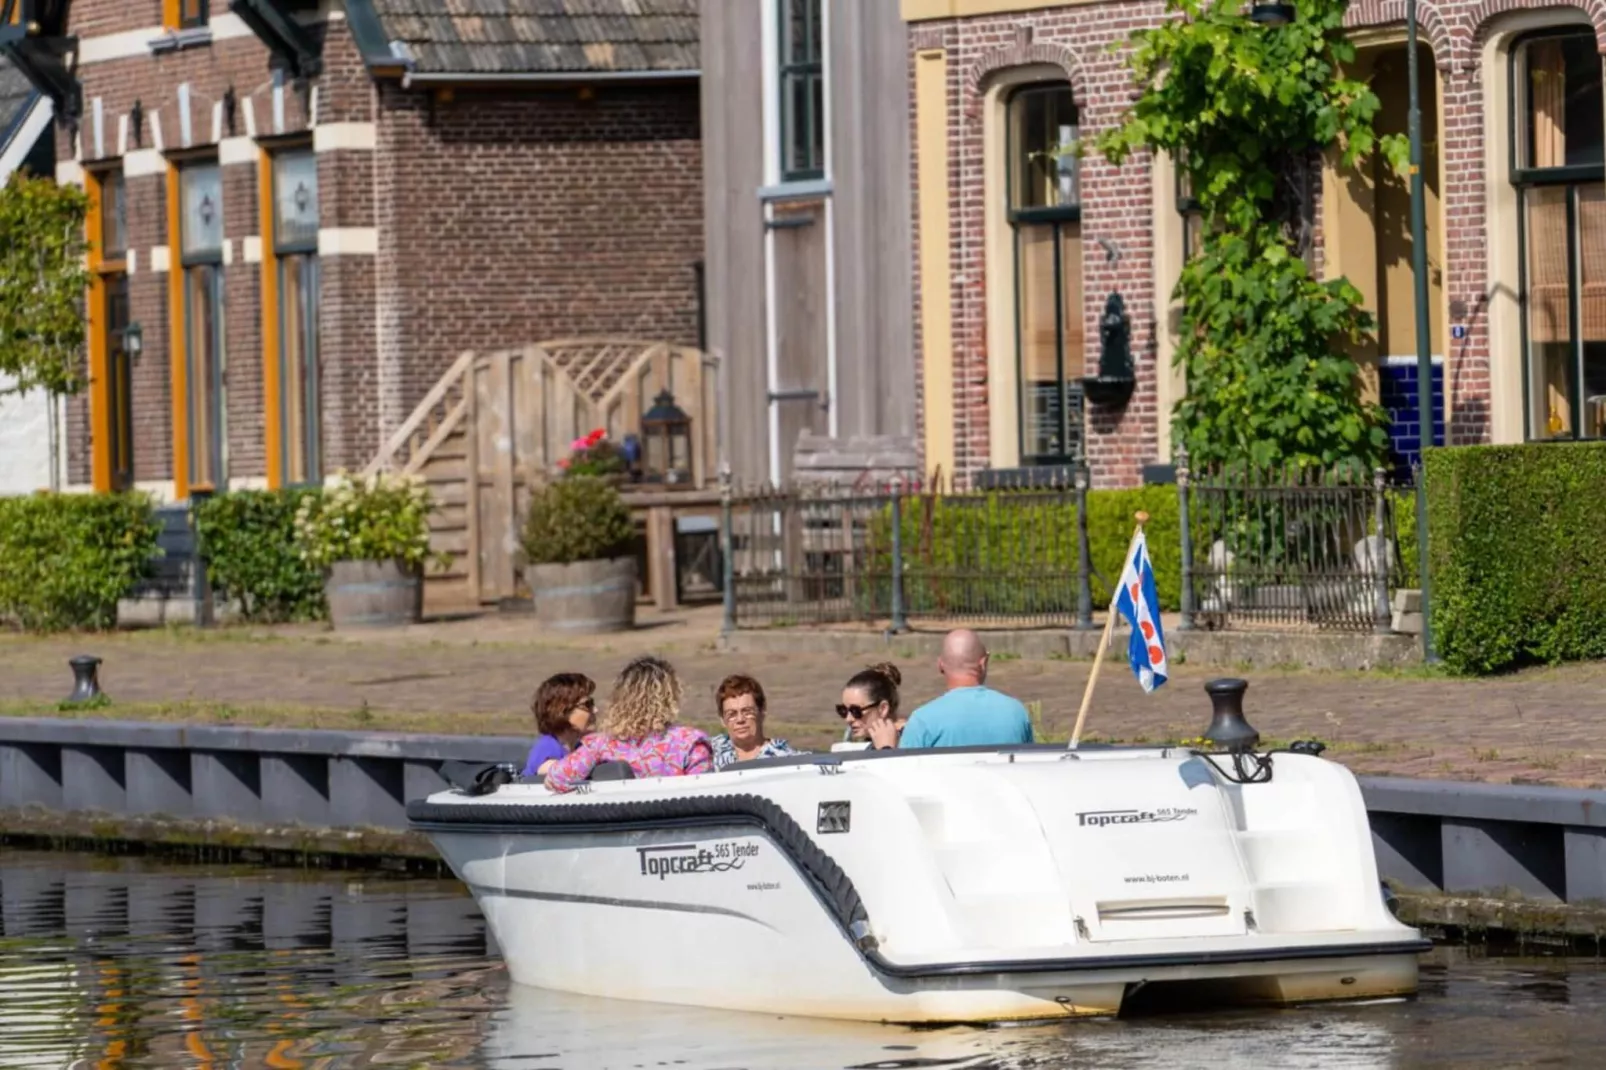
[1113,529,1168,692]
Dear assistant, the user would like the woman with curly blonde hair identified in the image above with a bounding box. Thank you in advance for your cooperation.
[544,656,713,792]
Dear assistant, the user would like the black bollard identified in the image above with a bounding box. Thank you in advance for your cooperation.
[65,655,105,704]
[1202,678,1259,752]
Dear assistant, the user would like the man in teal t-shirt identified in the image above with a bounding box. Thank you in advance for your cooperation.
[899,629,1034,748]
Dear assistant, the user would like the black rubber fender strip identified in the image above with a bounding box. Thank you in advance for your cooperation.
[407,795,1432,980]
[406,793,870,937]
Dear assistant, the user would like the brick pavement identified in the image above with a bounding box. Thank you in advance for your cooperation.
[1,609,1604,788]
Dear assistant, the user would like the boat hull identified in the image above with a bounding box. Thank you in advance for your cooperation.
[415,747,1429,1023]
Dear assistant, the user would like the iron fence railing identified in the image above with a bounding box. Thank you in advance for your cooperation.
[1182,459,1406,633]
[719,459,1412,634]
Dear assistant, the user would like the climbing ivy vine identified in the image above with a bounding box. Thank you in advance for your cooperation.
[0,174,90,397]
[1099,0,1408,472]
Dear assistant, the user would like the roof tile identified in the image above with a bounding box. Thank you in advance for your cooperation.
[365,0,698,76]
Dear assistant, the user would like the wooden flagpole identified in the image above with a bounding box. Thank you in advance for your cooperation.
[1068,511,1149,751]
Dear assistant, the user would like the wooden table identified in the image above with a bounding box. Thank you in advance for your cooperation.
[621,487,723,612]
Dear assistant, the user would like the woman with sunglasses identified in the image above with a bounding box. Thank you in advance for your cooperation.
[710,674,797,769]
[838,663,904,750]
[521,672,597,778]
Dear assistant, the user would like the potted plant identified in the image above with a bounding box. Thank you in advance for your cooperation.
[560,428,628,481]
[522,473,638,633]
[295,472,436,629]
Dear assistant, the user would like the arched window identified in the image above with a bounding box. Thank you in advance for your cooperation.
[1514,30,1606,439]
[1007,84,1083,465]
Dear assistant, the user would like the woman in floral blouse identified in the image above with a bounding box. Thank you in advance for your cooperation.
[544,656,712,793]
[709,674,798,770]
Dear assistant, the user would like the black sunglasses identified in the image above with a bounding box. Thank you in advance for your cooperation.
[836,703,880,720]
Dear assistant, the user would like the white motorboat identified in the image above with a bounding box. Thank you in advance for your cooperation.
[409,683,1428,1024]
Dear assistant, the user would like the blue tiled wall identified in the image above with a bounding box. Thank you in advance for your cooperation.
[1378,359,1445,479]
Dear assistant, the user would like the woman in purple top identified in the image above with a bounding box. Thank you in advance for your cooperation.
[521,673,597,778]
[545,656,713,793]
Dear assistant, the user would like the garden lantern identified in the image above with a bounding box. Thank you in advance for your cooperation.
[123,322,143,360]
[642,389,693,484]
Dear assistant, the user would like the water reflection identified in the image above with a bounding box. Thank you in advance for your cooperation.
[2,851,1605,1069]
[0,852,492,1068]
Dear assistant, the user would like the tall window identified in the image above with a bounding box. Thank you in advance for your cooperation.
[93,170,133,491]
[273,150,321,484]
[181,163,226,489]
[1514,31,1606,439]
[779,0,824,181]
[1008,84,1083,465]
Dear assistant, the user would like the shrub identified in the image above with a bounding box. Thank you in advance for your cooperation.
[873,486,1186,615]
[0,492,160,631]
[1426,443,1606,674]
[295,472,436,570]
[194,489,326,622]
[523,476,636,566]
[0,174,92,396]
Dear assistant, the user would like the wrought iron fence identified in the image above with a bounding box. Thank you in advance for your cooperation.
[720,461,1410,634]
[723,477,1094,630]
[1182,460,1406,633]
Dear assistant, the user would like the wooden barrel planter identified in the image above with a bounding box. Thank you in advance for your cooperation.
[527,557,637,634]
[325,560,423,629]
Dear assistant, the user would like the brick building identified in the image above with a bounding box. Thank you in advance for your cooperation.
[903,0,1606,486]
[15,0,699,500]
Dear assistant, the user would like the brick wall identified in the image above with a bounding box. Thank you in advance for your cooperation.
[60,2,337,490]
[911,10,1168,488]
[910,0,1606,487]
[56,9,703,483]
[372,84,704,435]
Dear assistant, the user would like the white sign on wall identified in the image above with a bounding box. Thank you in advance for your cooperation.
[0,376,55,495]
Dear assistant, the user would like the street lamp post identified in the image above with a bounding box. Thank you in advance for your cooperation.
[1251,0,1434,659]
[1405,0,1436,662]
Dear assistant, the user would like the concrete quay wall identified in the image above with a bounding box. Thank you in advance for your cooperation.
[1,718,1603,932]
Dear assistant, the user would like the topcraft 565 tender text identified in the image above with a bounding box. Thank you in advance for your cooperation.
[408,679,1428,1024]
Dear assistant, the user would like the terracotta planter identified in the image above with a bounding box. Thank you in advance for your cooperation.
[325,559,423,629]
[527,556,637,634]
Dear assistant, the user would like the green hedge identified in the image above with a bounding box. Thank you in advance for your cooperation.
[1426,443,1606,674]
[869,486,1187,615]
[0,492,161,631]
[194,488,327,622]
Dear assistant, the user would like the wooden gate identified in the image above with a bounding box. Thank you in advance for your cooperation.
[365,339,718,606]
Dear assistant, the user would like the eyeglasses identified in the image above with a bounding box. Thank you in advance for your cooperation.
[573,697,596,712]
[721,706,760,721]
[836,703,879,720]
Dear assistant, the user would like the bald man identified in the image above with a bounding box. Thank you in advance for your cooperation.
[899,629,1034,748]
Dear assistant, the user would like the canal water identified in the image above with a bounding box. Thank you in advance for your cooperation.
[0,851,1601,1069]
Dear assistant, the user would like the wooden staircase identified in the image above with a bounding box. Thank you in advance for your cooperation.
[365,339,718,607]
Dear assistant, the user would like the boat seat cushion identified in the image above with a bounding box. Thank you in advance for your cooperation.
[588,760,637,782]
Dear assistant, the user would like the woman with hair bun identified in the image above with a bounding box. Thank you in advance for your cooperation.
[838,662,905,750]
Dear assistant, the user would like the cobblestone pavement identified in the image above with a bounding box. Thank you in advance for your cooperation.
[2,608,1604,788]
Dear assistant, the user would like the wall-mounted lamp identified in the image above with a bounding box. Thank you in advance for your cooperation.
[1249,2,1294,25]
[123,321,143,360]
